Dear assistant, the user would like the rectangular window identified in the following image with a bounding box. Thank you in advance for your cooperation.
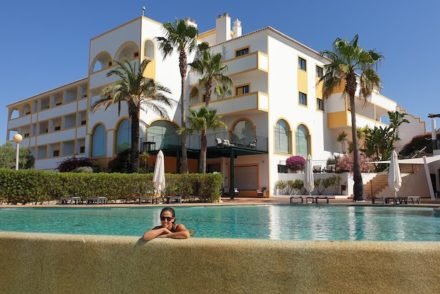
[298,57,307,71]
[316,66,324,78]
[54,126,61,131]
[79,146,85,153]
[317,98,324,111]
[235,47,249,57]
[53,150,60,157]
[236,85,250,96]
[299,92,307,106]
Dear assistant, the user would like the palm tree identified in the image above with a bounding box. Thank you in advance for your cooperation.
[321,34,383,201]
[185,107,226,173]
[157,19,198,173]
[189,43,232,106]
[92,59,173,172]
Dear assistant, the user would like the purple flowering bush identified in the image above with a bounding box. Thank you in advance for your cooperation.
[286,155,306,171]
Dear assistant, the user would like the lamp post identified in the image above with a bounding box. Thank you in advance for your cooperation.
[13,134,23,170]
[428,113,440,153]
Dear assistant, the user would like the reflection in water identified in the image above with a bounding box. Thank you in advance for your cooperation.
[0,206,440,241]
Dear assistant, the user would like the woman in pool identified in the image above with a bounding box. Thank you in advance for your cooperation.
[143,207,190,241]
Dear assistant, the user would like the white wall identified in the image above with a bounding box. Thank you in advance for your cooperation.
[267,34,333,194]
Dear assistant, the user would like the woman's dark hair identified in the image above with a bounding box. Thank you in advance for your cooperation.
[160,207,175,217]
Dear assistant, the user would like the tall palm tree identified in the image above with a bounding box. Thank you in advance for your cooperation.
[92,59,173,172]
[189,43,232,106]
[185,107,226,173]
[157,19,198,173]
[321,34,383,201]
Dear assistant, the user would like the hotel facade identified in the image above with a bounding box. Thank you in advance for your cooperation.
[6,14,425,196]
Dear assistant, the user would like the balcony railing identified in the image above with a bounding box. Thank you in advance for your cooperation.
[188,51,268,85]
[190,92,269,115]
[141,131,268,153]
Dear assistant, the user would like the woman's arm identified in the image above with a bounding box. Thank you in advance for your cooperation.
[143,227,171,241]
[160,224,190,239]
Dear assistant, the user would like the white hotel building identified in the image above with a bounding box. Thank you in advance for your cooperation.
[6,14,425,197]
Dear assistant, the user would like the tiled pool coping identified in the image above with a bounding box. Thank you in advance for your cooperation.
[1,232,440,293]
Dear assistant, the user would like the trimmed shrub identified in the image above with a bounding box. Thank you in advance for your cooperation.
[0,169,223,204]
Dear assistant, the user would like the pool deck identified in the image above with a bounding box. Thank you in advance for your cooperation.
[1,196,440,207]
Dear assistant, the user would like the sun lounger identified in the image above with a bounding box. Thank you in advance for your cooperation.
[290,195,334,204]
[290,195,305,204]
[313,196,335,204]
[166,195,182,204]
[407,196,421,204]
[59,196,71,204]
[86,196,108,204]
[371,196,386,204]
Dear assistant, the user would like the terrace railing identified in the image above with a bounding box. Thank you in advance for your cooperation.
[141,131,268,153]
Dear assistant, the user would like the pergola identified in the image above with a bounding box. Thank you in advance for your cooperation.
[148,144,267,198]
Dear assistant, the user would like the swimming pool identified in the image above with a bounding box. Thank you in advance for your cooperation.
[0,205,439,241]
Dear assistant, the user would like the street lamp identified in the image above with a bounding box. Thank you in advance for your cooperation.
[12,133,23,170]
[428,114,440,152]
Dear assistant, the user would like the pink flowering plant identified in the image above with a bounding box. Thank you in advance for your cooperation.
[336,153,373,173]
[286,155,306,172]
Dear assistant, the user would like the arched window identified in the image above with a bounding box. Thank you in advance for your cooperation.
[144,40,155,60]
[9,108,19,120]
[91,124,106,157]
[296,124,310,157]
[91,52,112,73]
[232,119,255,145]
[147,120,178,149]
[274,120,291,153]
[115,119,131,153]
[115,42,139,62]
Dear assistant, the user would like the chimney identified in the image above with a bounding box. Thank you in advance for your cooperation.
[184,17,197,29]
[216,12,231,43]
[232,19,242,38]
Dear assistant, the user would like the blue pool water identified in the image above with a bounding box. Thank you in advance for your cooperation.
[0,205,439,241]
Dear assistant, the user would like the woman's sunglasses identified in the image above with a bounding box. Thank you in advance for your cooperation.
[160,216,174,222]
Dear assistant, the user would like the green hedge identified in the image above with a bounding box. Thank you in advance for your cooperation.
[0,169,223,204]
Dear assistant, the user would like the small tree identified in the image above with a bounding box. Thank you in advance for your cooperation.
[185,107,226,173]
[0,142,34,169]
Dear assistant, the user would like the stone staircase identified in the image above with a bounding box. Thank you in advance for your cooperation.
[363,164,428,199]
[363,173,388,200]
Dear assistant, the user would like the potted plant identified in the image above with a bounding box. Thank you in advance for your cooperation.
[275,180,287,195]
[286,155,306,173]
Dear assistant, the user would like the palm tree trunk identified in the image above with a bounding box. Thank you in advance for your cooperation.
[130,107,140,173]
[200,129,207,173]
[204,79,213,107]
[349,95,364,201]
[179,50,188,173]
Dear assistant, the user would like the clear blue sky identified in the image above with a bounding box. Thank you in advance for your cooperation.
[1,0,439,144]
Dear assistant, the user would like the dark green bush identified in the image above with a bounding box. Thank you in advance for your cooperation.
[57,156,99,172]
[0,169,223,204]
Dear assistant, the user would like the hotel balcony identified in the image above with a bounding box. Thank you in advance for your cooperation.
[188,51,268,85]
[327,111,388,129]
[190,91,269,115]
[367,91,397,112]
[89,67,120,90]
[7,114,32,129]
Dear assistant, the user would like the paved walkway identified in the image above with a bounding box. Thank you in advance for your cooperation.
[1,196,440,207]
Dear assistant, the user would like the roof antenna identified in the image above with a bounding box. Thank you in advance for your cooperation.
[142,5,146,16]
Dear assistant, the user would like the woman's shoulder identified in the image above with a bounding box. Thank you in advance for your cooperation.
[173,223,186,231]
